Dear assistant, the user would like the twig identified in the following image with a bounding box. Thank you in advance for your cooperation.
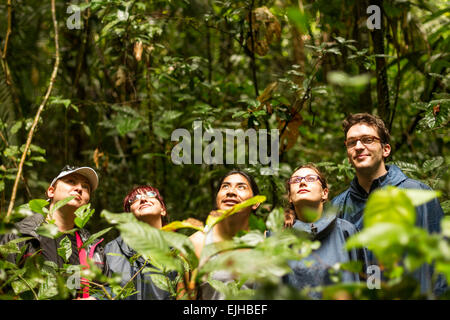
[87,280,113,300]
[247,0,259,97]
[112,259,147,300]
[17,273,39,300]
[5,0,60,220]
[2,0,12,59]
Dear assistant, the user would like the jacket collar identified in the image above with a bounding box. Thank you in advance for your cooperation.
[291,210,337,241]
[350,164,408,198]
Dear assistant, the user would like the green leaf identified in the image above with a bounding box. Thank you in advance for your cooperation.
[10,120,22,135]
[101,210,137,224]
[402,189,441,207]
[161,220,204,232]
[49,196,75,215]
[441,216,450,238]
[205,195,266,230]
[422,157,444,172]
[249,214,266,233]
[57,236,72,263]
[117,221,181,272]
[36,223,62,239]
[265,207,284,233]
[0,237,33,257]
[74,204,95,229]
[287,7,310,33]
[114,116,141,137]
[364,187,416,228]
[148,273,170,292]
[29,199,49,216]
[82,227,113,249]
[160,230,198,269]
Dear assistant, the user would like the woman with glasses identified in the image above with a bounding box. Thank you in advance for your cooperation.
[283,164,367,299]
[104,185,174,300]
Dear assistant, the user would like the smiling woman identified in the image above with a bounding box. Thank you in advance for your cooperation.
[103,185,175,300]
[187,169,260,300]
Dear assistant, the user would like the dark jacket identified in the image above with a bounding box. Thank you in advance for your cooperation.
[0,213,107,298]
[104,236,174,300]
[0,213,106,268]
[283,212,368,299]
[331,164,447,295]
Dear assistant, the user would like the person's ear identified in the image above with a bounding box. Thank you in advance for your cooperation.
[47,185,55,199]
[161,208,167,217]
[383,143,391,158]
[322,188,329,202]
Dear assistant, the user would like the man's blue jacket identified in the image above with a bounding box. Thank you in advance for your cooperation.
[331,164,446,296]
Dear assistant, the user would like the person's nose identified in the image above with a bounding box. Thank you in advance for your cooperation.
[354,139,365,150]
[226,187,237,197]
[299,179,308,187]
[73,183,83,194]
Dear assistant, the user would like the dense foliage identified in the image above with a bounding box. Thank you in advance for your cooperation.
[0,0,448,299]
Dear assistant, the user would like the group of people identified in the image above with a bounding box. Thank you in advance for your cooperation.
[0,113,446,299]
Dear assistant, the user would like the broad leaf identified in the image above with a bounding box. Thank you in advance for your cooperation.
[101,210,137,224]
[57,236,72,263]
[402,189,441,207]
[364,187,416,228]
[82,227,113,249]
[36,223,62,239]
[205,195,266,230]
[161,218,204,232]
[49,196,75,215]
[74,204,95,229]
[29,199,49,216]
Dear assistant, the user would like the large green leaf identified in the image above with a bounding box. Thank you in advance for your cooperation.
[205,195,266,230]
[265,207,284,233]
[160,230,198,269]
[117,221,181,272]
[161,219,204,232]
[36,223,62,239]
[101,210,137,224]
[74,204,95,229]
[364,187,416,228]
[29,199,49,216]
[402,189,441,207]
[49,196,75,215]
[57,236,72,263]
[82,227,113,249]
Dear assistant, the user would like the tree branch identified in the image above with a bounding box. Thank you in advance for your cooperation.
[6,0,60,220]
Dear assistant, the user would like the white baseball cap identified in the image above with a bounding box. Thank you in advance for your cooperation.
[50,165,99,192]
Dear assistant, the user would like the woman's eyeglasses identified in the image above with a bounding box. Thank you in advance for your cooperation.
[287,175,321,184]
[129,191,157,204]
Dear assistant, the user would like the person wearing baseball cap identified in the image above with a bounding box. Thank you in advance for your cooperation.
[0,165,108,299]
[104,185,174,300]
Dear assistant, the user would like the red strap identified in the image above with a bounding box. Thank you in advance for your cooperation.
[75,231,90,298]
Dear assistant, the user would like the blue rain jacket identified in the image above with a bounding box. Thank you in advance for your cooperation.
[283,212,368,299]
[331,164,447,296]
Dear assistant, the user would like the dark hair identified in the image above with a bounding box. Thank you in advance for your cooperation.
[342,113,390,145]
[123,185,168,225]
[215,170,260,211]
[286,163,328,210]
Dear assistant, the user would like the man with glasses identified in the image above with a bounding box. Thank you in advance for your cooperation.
[103,185,174,300]
[331,113,446,296]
